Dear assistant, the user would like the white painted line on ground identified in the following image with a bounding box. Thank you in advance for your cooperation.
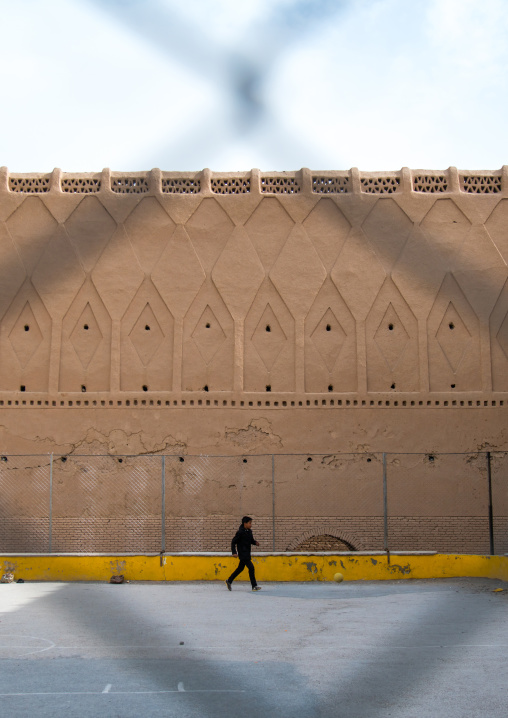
[26,642,506,652]
[102,684,112,693]
[0,690,246,696]
[0,634,56,656]
[177,682,185,692]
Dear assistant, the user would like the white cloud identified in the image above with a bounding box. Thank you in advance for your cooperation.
[265,0,508,170]
[0,0,506,171]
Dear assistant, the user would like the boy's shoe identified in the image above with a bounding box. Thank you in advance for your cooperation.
[252,586,262,591]
[225,580,232,591]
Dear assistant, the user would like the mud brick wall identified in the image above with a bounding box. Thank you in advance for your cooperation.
[0,167,507,554]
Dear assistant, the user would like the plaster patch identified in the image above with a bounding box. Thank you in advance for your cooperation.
[224,418,282,451]
[71,428,186,455]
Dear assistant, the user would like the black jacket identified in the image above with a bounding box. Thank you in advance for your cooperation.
[231,525,256,558]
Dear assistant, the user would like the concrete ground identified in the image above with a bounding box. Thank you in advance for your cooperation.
[0,578,507,718]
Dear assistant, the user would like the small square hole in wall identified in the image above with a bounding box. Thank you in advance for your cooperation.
[20,385,25,391]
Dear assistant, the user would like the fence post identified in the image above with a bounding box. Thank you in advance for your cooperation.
[487,451,494,555]
[382,452,389,556]
[49,453,53,554]
[272,454,275,552]
[161,455,166,556]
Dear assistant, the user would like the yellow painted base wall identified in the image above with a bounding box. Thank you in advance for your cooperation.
[2,554,508,583]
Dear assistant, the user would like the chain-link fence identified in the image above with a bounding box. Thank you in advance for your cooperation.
[0,452,506,555]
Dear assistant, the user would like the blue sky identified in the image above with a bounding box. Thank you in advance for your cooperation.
[1,0,507,172]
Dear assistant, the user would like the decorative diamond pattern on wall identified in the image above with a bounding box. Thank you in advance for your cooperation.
[244,198,294,270]
[129,303,164,367]
[191,305,227,365]
[251,304,287,371]
[70,303,103,370]
[374,304,409,372]
[8,302,43,368]
[310,309,346,372]
[436,302,471,373]
[185,198,234,273]
[0,172,506,398]
[6,197,58,276]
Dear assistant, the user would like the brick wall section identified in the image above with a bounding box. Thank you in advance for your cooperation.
[1,516,505,554]
[0,519,49,552]
[164,516,501,554]
[51,518,161,553]
[386,517,492,554]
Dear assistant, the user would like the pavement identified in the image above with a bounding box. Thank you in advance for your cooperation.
[0,577,507,717]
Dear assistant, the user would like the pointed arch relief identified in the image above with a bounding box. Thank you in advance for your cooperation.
[182,278,234,391]
[60,278,112,392]
[366,278,419,392]
[304,278,357,392]
[0,279,51,391]
[286,528,365,552]
[244,278,295,392]
[121,277,174,392]
[427,273,481,392]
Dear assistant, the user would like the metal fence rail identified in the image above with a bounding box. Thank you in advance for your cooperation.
[0,452,506,555]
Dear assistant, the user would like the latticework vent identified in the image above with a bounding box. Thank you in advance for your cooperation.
[462,175,501,194]
[162,177,201,194]
[211,178,250,194]
[9,177,50,193]
[312,176,350,194]
[361,177,400,194]
[413,175,448,193]
[261,176,300,194]
[61,178,101,194]
[111,177,149,194]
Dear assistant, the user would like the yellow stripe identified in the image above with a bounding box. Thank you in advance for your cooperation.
[1,554,507,582]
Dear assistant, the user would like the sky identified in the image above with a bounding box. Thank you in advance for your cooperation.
[0,0,507,172]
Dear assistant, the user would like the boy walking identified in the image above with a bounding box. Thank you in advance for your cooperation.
[226,516,262,591]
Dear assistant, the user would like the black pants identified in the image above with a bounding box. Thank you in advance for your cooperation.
[228,557,257,588]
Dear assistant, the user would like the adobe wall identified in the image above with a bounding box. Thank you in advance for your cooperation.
[0,166,507,555]
[0,166,506,456]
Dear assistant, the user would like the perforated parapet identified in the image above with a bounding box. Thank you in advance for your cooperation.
[9,176,50,193]
[413,175,448,193]
[462,174,502,193]
[111,176,149,194]
[312,176,350,193]
[211,177,250,194]
[162,177,201,194]
[261,176,300,193]
[361,176,400,194]
[61,177,101,193]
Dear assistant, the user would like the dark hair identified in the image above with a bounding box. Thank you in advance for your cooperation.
[241,516,252,525]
